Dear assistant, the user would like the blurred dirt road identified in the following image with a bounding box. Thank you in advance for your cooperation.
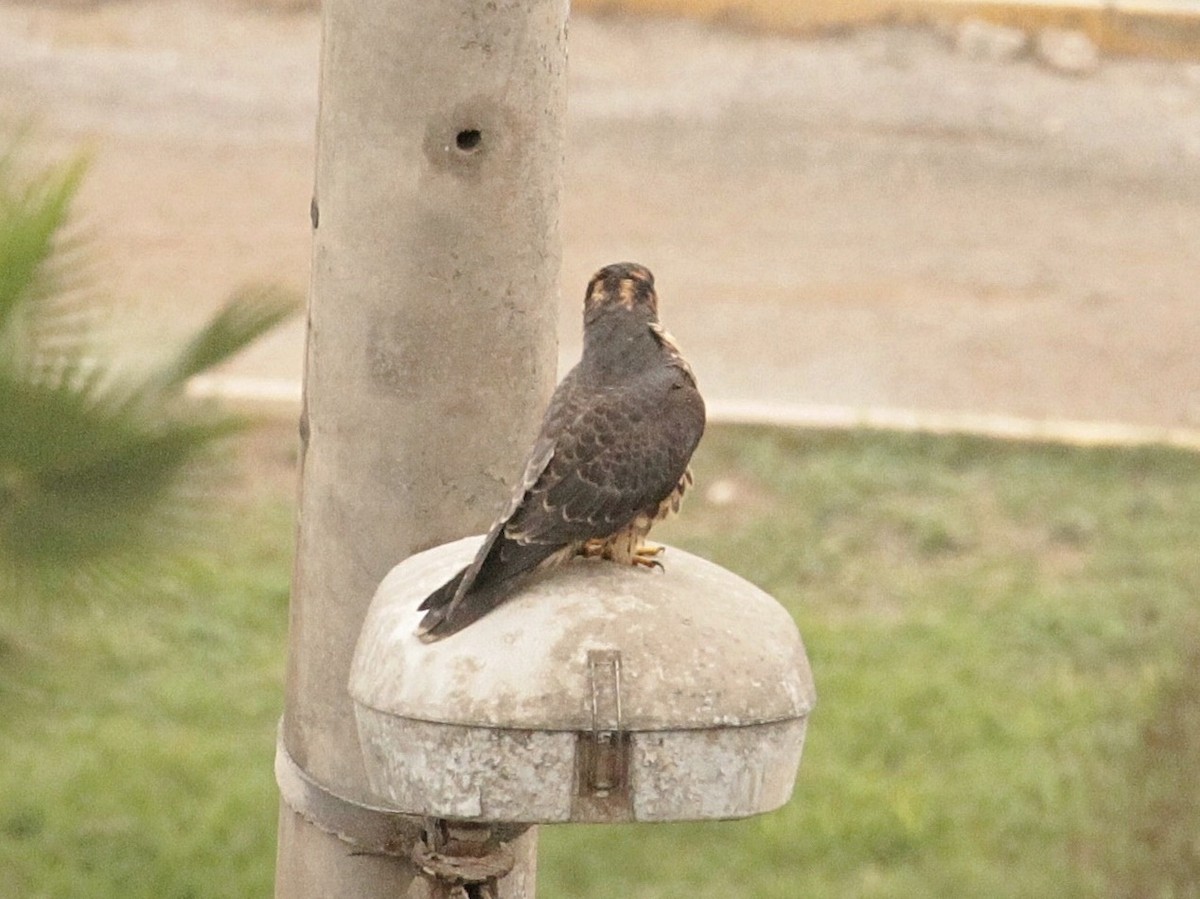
[2,1,1199,429]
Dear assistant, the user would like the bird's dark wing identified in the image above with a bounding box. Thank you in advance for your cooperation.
[416,363,704,640]
[505,364,704,545]
[415,368,589,637]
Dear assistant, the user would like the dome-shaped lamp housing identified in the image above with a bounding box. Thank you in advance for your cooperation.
[350,536,815,823]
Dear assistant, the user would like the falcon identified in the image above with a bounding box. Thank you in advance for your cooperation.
[416,262,706,641]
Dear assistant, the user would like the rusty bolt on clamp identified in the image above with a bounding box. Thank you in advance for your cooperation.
[409,819,516,899]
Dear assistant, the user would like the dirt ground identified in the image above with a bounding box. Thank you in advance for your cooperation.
[2,1,1199,430]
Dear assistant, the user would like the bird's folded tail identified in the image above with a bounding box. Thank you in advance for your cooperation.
[417,566,466,614]
[416,577,513,642]
[416,554,520,642]
[415,538,567,642]
[414,565,469,641]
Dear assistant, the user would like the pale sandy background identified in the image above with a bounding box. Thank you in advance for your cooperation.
[2,1,1198,430]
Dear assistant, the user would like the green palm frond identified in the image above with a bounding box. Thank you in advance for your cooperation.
[155,284,299,391]
[0,149,90,370]
[0,372,233,570]
[0,142,299,604]
[0,143,83,319]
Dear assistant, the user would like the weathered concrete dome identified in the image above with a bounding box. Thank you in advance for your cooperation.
[350,536,815,823]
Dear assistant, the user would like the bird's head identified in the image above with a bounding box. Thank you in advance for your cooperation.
[583,262,658,325]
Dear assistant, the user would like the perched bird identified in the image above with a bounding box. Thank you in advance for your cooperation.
[416,262,706,641]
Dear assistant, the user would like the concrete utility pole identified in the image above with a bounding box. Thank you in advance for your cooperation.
[274,1,567,896]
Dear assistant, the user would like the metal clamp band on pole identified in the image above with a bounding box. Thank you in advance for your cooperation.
[274,723,417,855]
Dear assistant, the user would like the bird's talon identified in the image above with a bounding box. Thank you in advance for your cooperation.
[632,544,666,570]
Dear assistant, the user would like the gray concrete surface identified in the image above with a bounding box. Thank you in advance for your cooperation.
[2,2,1198,432]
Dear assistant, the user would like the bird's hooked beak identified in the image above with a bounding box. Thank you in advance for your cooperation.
[584,262,658,323]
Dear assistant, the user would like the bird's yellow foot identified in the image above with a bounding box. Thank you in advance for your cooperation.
[632,542,665,570]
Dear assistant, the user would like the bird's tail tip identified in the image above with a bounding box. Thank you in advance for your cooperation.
[415,604,472,642]
[414,614,445,643]
[414,566,474,641]
[416,583,514,643]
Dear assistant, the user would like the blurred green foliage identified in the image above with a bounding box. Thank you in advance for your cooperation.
[0,142,298,601]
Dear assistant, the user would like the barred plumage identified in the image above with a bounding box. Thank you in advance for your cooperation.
[417,262,705,641]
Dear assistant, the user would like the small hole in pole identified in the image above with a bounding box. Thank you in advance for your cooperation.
[455,129,482,152]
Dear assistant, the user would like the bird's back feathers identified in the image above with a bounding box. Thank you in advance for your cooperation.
[415,264,705,641]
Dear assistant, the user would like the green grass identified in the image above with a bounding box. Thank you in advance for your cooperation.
[2,425,1198,898]
[0,493,293,899]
